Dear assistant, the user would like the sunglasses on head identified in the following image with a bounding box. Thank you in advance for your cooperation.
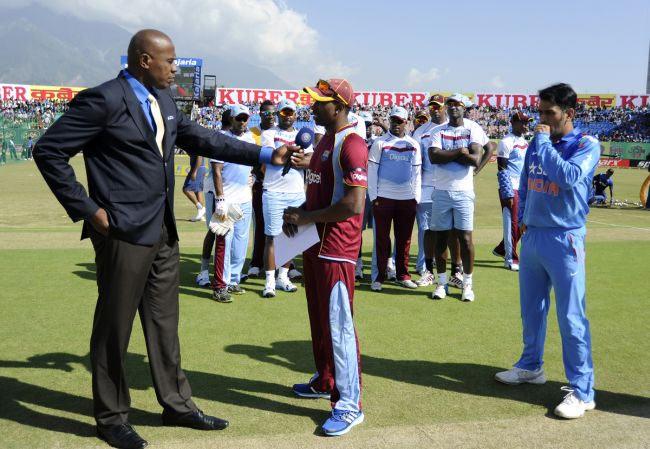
[428,103,443,111]
[234,114,249,122]
[278,108,295,117]
[316,79,349,106]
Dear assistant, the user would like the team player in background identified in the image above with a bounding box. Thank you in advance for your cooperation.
[208,104,255,302]
[247,100,276,278]
[589,168,614,206]
[493,111,533,271]
[196,109,232,288]
[496,83,599,420]
[355,111,375,280]
[428,94,490,302]
[182,154,207,222]
[412,94,446,286]
[260,99,313,297]
[412,108,430,134]
[283,78,367,436]
[368,106,422,291]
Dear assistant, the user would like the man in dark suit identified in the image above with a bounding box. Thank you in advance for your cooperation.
[33,29,294,449]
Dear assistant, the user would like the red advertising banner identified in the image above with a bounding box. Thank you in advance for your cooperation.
[1,83,85,101]
[2,82,647,110]
[215,88,647,109]
[215,87,429,107]
[598,158,630,168]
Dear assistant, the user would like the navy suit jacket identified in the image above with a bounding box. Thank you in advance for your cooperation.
[34,73,262,245]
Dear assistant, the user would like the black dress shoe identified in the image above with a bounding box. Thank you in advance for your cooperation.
[162,409,229,430]
[96,423,148,449]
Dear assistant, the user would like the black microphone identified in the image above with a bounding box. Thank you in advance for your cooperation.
[282,127,315,176]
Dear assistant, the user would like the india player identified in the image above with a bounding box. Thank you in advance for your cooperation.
[589,169,614,205]
[495,83,600,419]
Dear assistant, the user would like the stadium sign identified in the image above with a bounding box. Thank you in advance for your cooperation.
[1,84,85,101]
[216,88,649,109]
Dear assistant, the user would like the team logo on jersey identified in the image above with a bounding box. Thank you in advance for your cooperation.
[321,150,331,161]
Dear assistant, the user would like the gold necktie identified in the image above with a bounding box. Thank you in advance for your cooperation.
[147,94,164,157]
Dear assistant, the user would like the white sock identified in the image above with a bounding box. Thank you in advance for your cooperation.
[278,267,289,280]
[463,273,473,286]
[265,270,275,286]
[197,203,204,210]
[200,258,210,271]
[438,273,447,285]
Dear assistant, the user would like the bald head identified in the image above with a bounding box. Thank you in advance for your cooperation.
[127,29,172,68]
[126,29,177,89]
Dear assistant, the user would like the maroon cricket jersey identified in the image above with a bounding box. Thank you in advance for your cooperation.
[305,123,368,264]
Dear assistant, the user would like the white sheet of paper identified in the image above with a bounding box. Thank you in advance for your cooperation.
[274,223,320,267]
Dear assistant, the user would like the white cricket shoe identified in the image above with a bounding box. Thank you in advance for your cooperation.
[505,261,520,271]
[386,267,397,281]
[262,284,276,298]
[276,277,298,292]
[196,270,210,287]
[448,272,464,289]
[398,279,418,289]
[494,367,547,385]
[247,266,261,277]
[191,206,206,222]
[288,268,302,279]
[554,387,596,419]
[416,270,435,287]
[432,284,447,300]
[370,281,382,292]
[461,284,475,302]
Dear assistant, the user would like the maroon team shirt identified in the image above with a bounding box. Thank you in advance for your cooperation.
[305,123,368,264]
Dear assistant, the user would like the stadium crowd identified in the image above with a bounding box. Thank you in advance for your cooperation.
[1,99,67,128]
[191,100,650,141]
[2,97,649,142]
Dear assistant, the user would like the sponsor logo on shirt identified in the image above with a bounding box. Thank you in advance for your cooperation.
[528,178,559,197]
[351,167,368,182]
[388,153,412,162]
[306,169,321,184]
[321,150,331,161]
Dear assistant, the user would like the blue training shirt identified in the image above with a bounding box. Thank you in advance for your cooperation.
[519,128,600,229]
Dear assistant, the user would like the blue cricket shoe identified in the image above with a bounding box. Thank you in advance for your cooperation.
[292,383,330,399]
[321,409,364,436]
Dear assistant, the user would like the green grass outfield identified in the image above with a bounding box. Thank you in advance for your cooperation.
[0,157,649,449]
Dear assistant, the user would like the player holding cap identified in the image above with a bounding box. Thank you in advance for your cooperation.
[283,78,367,436]
[495,83,600,419]
[493,111,533,271]
[260,98,313,297]
[368,105,422,291]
